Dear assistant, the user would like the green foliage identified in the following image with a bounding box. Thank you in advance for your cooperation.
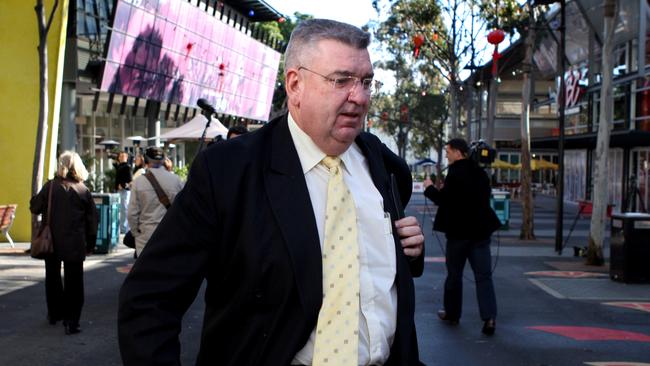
[479,0,526,35]
[173,165,189,182]
[410,93,448,157]
[265,12,314,115]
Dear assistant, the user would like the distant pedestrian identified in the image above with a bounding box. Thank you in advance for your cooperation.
[127,147,183,256]
[29,151,98,335]
[133,154,145,180]
[114,151,132,234]
[227,125,248,139]
[424,138,501,335]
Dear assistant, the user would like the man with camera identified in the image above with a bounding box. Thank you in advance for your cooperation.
[423,138,501,335]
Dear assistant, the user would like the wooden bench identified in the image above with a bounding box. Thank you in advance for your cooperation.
[0,204,17,248]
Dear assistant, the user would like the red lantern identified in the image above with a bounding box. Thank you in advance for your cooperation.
[487,29,505,45]
[487,29,506,76]
[413,34,425,58]
[278,17,286,23]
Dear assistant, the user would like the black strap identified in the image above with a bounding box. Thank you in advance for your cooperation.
[44,179,55,225]
[143,171,171,209]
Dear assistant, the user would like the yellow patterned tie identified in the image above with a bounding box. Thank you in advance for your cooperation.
[312,156,360,366]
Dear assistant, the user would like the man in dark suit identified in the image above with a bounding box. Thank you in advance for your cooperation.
[118,19,425,366]
[423,138,501,336]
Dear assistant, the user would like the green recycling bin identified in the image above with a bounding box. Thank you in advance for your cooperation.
[490,190,510,230]
[92,193,120,254]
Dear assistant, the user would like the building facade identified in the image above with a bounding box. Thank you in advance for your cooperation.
[0,0,284,241]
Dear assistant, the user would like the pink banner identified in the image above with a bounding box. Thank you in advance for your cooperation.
[100,0,281,121]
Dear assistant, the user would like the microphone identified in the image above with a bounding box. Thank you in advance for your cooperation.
[197,98,216,115]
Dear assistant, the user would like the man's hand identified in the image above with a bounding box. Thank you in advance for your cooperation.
[423,177,433,189]
[394,216,424,258]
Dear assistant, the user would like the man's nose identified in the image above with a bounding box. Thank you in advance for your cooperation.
[347,81,370,104]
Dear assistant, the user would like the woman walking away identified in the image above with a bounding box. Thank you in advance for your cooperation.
[30,151,98,335]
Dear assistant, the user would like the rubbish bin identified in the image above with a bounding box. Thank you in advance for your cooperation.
[610,213,650,283]
[92,193,120,254]
[490,190,510,230]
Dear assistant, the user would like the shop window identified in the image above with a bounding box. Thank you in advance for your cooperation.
[564,150,587,202]
[592,84,628,131]
[635,77,650,131]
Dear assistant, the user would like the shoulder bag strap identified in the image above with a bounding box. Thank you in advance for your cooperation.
[45,179,55,225]
[144,171,171,209]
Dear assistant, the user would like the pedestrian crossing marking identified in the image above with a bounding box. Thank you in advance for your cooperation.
[528,326,650,342]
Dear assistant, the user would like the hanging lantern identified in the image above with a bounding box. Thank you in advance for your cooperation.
[412,34,425,58]
[487,29,505,45]
[278,17,286,23]
[432,33,439,42]
[248,9,255,17]
[487,29,506,76]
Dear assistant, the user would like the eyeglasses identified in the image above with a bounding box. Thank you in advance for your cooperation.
[298,66,374,95]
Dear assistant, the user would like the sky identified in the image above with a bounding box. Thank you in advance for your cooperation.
[264,0,396,89]
[264,0,377,28]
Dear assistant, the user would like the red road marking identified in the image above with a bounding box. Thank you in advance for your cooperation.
[525,271,607,278]
[424,256,445,263]
[603,302,650,313]
[528,326,650,342]
[116,263,133,274]
[585,363,650,366]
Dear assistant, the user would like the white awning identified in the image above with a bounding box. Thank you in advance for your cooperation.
[160,114,228,141]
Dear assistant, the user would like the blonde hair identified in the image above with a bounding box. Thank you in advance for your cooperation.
[57,151,89,182]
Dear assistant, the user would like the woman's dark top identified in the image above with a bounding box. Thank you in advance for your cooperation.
[30,177,98,262]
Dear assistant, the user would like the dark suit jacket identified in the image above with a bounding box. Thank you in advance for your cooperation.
[118,114,424,366]
[424,158,501,240]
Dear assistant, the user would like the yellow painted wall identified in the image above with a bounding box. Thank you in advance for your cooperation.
[0,0,69,242]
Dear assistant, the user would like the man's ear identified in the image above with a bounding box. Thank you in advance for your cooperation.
[285,68,302,107]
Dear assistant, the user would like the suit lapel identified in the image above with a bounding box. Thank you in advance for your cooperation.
[263,116,322,321]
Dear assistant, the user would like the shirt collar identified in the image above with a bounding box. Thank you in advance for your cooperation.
[287,113,354,175]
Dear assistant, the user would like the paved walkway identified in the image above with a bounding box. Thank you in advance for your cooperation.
[0,194,648,365]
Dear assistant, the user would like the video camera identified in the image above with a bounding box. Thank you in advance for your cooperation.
[469,140,496,167]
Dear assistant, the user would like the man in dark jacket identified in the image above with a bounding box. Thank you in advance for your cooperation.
[424,138,501,336]
[118,19,425,366]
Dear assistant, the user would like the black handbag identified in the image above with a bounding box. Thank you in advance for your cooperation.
[123,230,135,248]
[31,181,55,259]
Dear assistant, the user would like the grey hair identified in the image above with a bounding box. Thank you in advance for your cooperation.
[284,18,371,71]
[57,151,89,182]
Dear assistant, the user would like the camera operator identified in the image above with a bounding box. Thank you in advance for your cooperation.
[423,138,501,335]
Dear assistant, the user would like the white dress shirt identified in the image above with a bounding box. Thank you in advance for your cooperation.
[288,114,398,366]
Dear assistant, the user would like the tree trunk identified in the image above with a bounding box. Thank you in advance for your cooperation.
[465,84,474,140]
[33,0,49,197]
[485,78,498,146]
[519,17,535,241]
[587,0,617,266]
[449,84,459,138]
[32,0,50,238]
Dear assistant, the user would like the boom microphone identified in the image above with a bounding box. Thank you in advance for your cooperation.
[197,98,216,115]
